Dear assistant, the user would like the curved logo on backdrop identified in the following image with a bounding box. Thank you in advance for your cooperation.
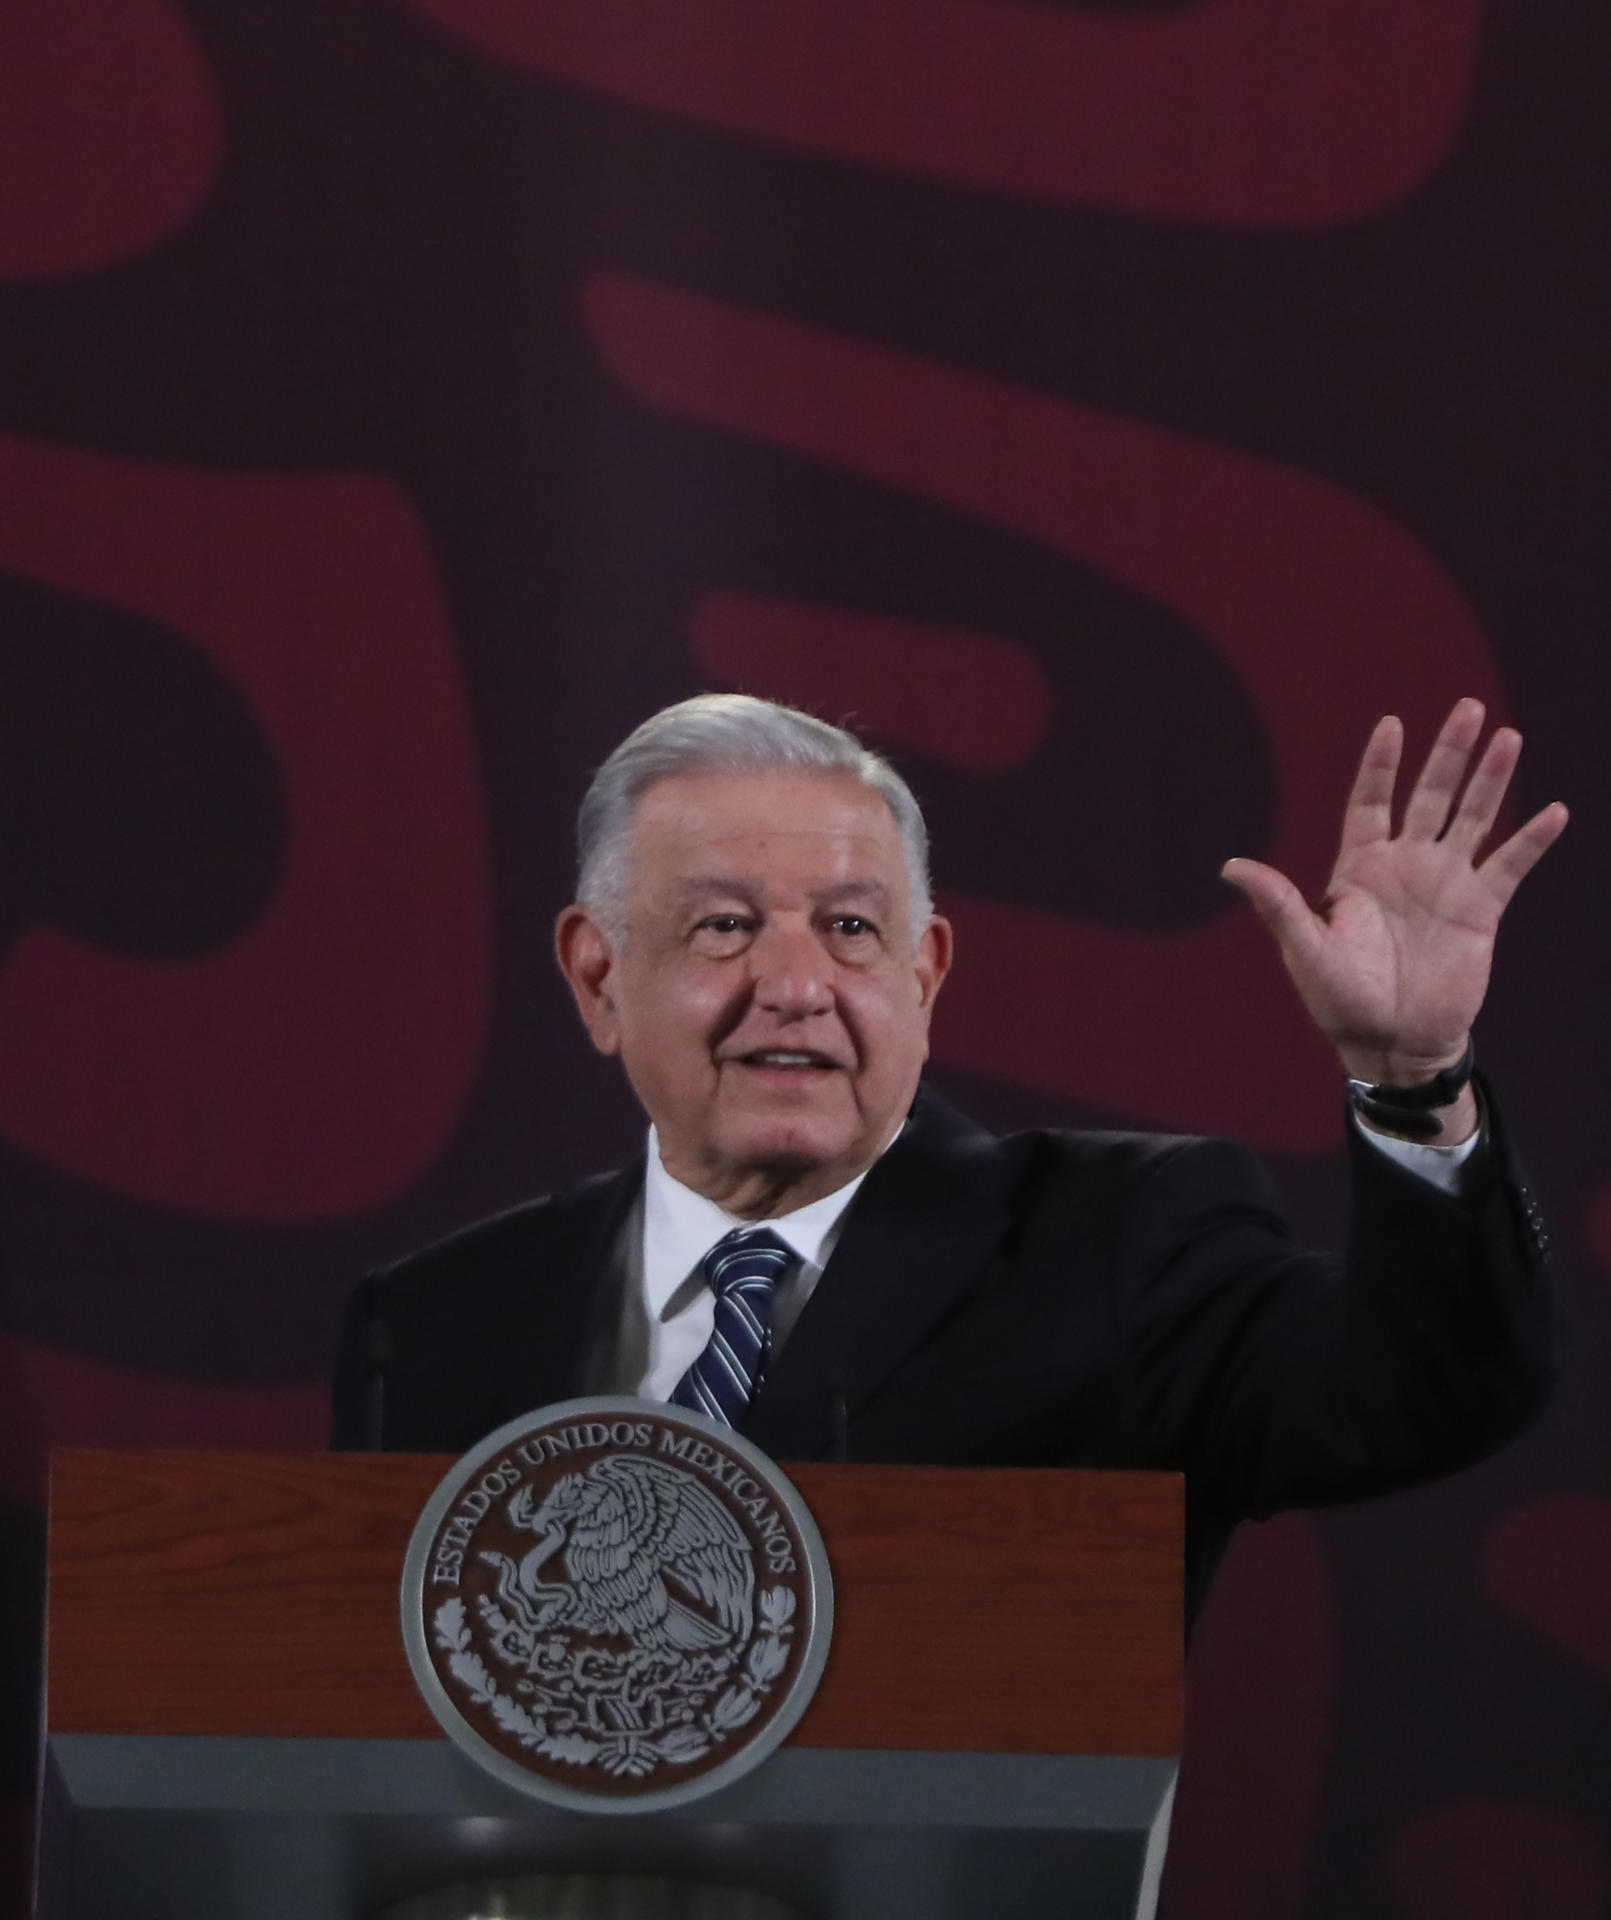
[401,1397,833,1812]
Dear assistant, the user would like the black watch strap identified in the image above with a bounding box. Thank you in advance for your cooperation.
[1348,1038,1475,1141]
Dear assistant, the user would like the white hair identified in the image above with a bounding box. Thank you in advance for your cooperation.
[576,694,933,942]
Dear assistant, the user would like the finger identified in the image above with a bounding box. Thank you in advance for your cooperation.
[1475,800,1569,908]
[1336,715,1404,855]
[1400,697,1487,840]
[1443,725,1522,855]
[1221,857,1326,967]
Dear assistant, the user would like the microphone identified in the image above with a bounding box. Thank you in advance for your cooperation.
[363,1296,393,1453]
[827,1366,850,1464]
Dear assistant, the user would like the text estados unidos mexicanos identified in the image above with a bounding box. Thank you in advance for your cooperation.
[429,1421,799,1585]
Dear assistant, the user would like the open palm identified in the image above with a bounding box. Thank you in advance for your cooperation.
[1224,699,1568,1086]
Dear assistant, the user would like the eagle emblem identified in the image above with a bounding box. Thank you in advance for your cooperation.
[403,1399,832,1809]
[488,1455,755,1655]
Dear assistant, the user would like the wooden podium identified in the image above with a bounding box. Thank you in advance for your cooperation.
[39,1450,1182,1920]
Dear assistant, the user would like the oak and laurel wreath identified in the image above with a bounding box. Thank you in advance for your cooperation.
[432,1586,798,1775]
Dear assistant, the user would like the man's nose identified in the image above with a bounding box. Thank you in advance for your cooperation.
[750,918,833,1016]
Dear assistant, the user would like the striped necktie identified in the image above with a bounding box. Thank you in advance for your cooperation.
[669,1226,795,1428]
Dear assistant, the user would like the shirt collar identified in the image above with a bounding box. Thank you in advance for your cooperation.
[642,1127,880,1318]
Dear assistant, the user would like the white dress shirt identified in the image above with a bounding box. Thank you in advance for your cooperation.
[627,1113,1480,1399]
[1356,1115,1479,1193]
[636,1126,880,1400]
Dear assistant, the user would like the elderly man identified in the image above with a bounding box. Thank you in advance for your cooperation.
[333,694,1565,1618]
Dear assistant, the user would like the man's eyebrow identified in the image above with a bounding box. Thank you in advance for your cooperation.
[672,876,765,905]
[814,881,894,910]
[669,878,895,909]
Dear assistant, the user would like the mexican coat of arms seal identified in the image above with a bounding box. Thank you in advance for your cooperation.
[401,1396,834,1812]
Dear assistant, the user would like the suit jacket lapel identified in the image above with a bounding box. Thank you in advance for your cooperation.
[524,1154,645,1407]
[745,1089,1013,1460]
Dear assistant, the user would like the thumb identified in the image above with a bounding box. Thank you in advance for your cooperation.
[1221,857,1323,963]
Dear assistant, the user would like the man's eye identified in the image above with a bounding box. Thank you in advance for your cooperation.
[830,916,875,937]
[691,915,755,947]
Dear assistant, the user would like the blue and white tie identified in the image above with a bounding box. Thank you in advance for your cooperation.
[670,1226,795,1427]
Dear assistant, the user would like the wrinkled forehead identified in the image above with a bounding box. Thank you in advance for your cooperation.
[625,770,910,901]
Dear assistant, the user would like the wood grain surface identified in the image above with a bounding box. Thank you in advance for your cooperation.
[46,1451,1180,1753]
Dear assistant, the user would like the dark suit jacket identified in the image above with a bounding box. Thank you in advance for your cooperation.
[332,1084,1556,1620]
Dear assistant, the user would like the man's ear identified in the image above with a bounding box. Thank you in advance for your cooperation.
[555,905,623,1055]
[914,914,953,1017]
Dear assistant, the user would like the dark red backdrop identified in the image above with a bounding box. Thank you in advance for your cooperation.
[2,3,1608,1914]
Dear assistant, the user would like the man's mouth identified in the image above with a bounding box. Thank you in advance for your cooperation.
[734,1048,839,1072]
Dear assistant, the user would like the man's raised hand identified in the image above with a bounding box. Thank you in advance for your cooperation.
[1222,698,1567,1139]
